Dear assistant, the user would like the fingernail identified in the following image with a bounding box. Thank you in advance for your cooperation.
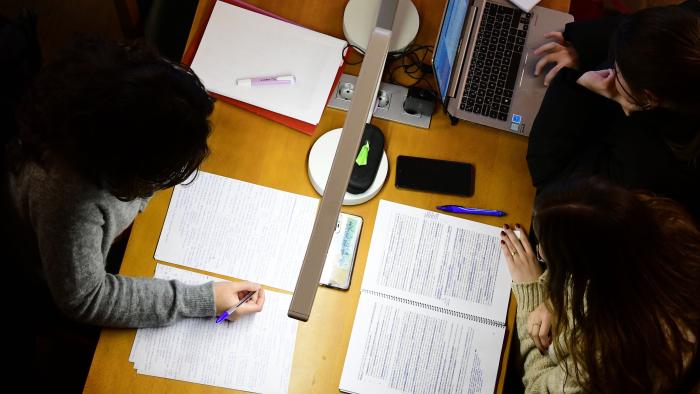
[500,231,506,236]
[544,82,548,87]
[500,240,505,244]
[516,223,521,229]
[504,224,510,229]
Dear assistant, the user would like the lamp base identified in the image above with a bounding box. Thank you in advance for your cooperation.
[308,128,388,205]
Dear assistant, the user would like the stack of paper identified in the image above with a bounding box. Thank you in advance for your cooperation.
[189,0,346,133]
[154,171,319,292]
[130,264,298,393]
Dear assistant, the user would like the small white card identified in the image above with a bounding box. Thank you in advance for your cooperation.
[320,213,363,290]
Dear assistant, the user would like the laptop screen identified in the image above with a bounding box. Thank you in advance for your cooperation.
[434,0,470,102]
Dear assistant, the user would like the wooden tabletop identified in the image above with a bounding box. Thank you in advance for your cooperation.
[83,0,569,393]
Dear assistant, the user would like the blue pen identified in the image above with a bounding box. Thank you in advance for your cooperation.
[215,290,258,324]
[436,205,507,217]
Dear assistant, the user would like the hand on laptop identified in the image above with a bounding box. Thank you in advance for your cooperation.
[533,31,579,86]
[576,69,642,115]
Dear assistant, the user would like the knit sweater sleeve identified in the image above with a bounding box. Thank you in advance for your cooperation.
[512,277,583,393]
[28,173,215,328]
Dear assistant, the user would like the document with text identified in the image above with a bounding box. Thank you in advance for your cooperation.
[340,200,512,394]
[154,171,318,291]
[130,264,298,393]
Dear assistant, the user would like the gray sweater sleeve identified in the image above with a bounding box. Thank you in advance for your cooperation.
[26,168,216,328]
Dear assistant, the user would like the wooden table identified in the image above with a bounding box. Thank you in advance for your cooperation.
[84,0,569,392]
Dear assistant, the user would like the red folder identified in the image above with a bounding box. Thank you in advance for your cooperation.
[182,0,345,135]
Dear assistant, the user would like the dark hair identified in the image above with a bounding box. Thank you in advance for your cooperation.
[613,5,700,114]
[15,38,214,200]
[533,178,700,392]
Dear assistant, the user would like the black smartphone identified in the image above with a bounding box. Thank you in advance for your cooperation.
[395,155,474,196]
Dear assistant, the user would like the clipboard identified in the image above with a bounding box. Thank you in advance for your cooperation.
[182,0,346,135]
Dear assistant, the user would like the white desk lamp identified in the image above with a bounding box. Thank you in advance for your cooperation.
[343,0,419,53]
[288,0,399,321]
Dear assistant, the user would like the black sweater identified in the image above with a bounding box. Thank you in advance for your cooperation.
[526,1,700,219]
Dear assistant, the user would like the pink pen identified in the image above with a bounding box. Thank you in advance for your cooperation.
[236,75,295,87]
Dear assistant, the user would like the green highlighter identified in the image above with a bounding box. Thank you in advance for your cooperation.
[355,140,370,166]
[348,124,384,194]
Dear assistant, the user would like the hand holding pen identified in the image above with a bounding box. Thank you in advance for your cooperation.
[213,281,265,323]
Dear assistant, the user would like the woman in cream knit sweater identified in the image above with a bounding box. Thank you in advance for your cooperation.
[500,178,700,393]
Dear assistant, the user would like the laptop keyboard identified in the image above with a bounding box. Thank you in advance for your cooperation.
[460,2,531,121]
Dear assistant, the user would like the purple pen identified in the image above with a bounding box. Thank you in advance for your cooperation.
[236,75,295,87]
[436,205,507,217]
[215,290,258,324]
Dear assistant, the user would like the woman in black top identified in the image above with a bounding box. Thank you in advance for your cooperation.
[526,1,700,219]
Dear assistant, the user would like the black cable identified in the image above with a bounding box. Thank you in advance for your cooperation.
[342,43,438,96]
[386,44,436,92]
[342,43,366,66]
[342,42,446,121]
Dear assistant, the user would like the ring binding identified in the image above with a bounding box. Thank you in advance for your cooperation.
[363,289,505,328]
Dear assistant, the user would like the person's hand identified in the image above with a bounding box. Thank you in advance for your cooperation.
[527,302,552,354]
[576,69,642,115]
[213,281,265,321]
[533,31,579,86]
[500,224,543,283]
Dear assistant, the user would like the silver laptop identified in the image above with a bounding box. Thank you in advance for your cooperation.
[433,0,573,136]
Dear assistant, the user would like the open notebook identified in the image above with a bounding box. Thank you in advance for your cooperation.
[340,200,512,394]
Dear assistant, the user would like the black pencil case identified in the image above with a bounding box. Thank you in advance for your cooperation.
[347,123,384,194]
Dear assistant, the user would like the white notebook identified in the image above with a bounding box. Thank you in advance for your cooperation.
[340,200,512,394]
[190,1,346,125]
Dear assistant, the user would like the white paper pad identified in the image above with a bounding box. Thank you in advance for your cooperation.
[130,264,298,393]
[154,172,319,291]
[190,1,346,125]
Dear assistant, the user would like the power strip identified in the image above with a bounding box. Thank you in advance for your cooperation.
[327,74,432,129]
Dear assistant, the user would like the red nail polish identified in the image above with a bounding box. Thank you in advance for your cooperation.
[500,240,505,244]
[504,224,510,229]
[516,223,521,229]
[500,231,506,236]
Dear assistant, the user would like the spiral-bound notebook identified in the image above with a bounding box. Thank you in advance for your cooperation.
[340,200,512,394]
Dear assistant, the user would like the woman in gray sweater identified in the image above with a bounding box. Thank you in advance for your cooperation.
[5,38,264,328]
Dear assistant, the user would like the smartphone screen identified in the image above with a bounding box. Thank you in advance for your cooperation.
[395,155,474,196]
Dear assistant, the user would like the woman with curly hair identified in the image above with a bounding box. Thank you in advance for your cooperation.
[4,38,264,328]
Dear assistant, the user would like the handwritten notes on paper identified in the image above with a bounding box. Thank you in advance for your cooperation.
[130,264,298,393]
[154,172,318,291]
